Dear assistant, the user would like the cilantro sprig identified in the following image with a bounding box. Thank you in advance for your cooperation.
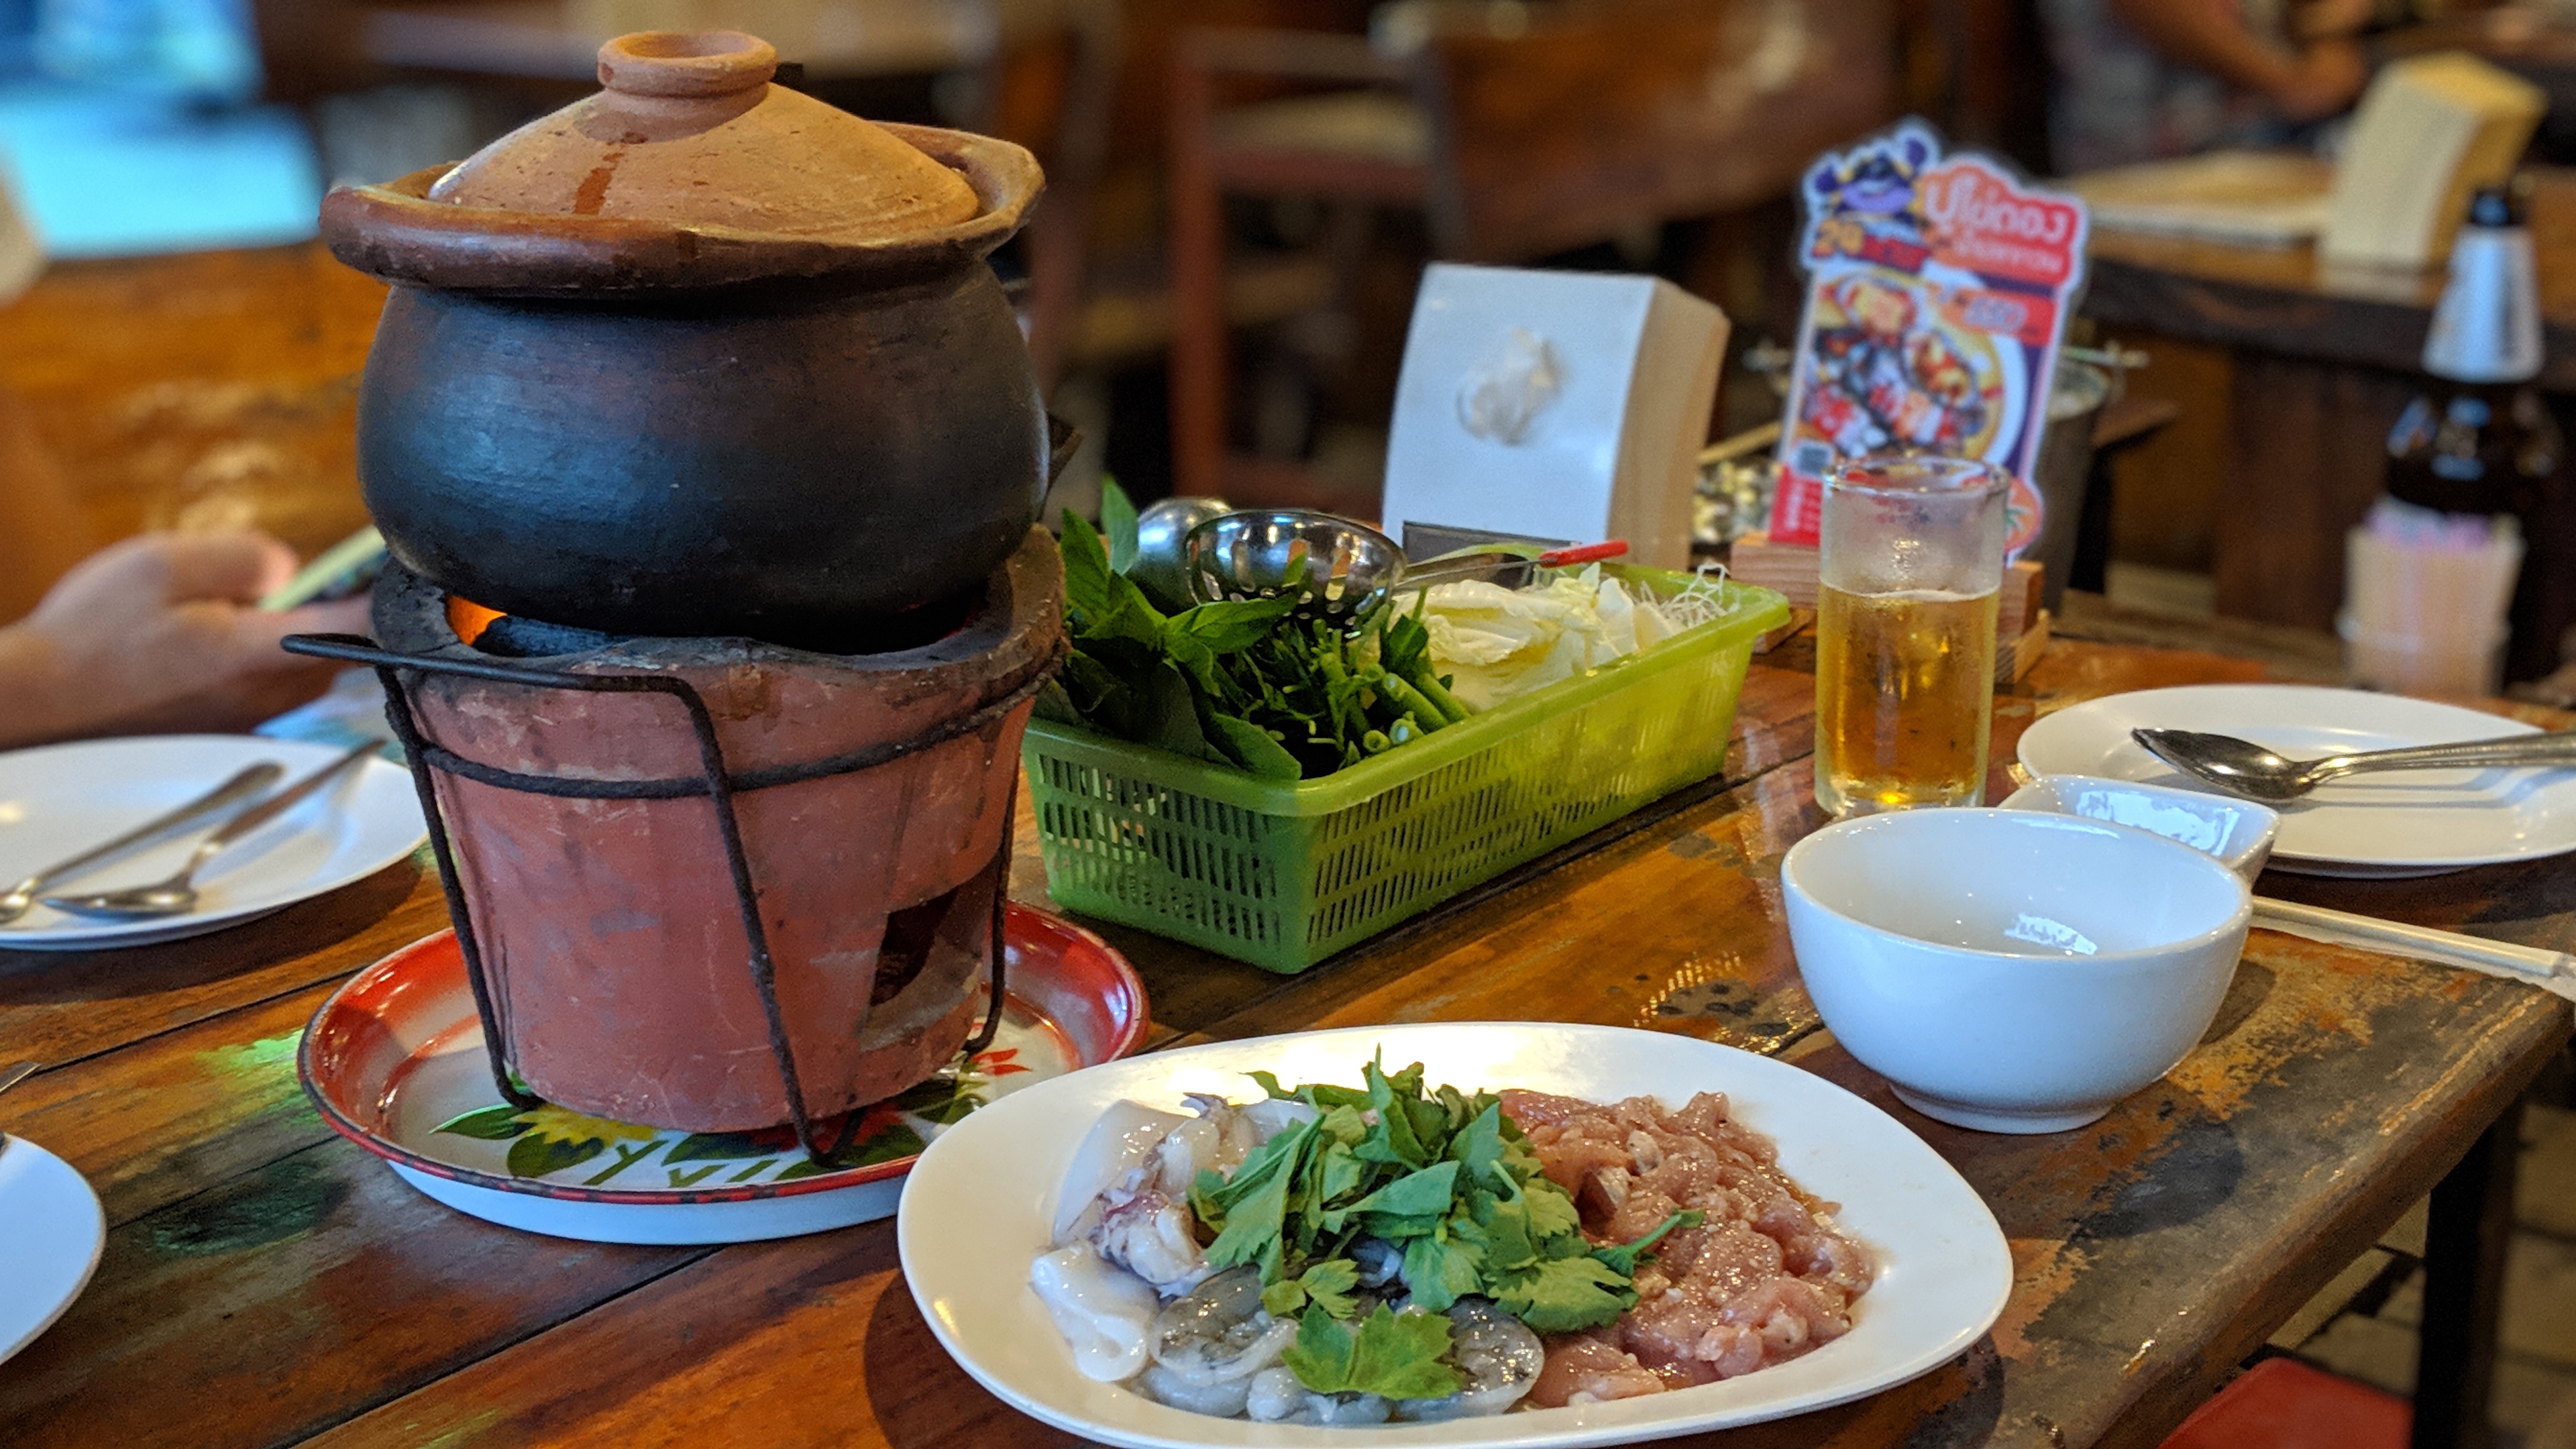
[1190,1057,1701,1397]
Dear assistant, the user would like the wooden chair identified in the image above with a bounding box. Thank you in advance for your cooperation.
[1167,0,1898,501]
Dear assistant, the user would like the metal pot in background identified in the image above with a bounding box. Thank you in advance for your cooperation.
[2029,345,2146,614]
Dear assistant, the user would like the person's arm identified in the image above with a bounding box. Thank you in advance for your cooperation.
[0,531,372,751]
[2107,0,2369,119]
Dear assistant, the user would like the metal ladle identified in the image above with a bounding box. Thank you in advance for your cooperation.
[1182,510,1627,622]
[2133,727,2576,802]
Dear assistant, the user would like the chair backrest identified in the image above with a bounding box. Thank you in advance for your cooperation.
[1401,0,1897,261]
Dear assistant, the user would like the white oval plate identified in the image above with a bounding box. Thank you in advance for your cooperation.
[898,1022,2011,1449]
[2018,684,2576,877]
[0,1136,105,1365]
[0,735,425,949]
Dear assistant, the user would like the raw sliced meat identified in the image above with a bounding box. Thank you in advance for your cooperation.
[1503,1087,1875,1395]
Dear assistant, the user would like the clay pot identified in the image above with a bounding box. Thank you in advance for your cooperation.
[372,526,1064,1132]
[323,31,1049,647]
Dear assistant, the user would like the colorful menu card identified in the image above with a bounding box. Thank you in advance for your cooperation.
[1768,120,2089,557]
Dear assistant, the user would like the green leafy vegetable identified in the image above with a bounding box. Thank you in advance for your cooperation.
[1592,1208,1705,1275]
[1281,1305,1463,1401]
[1051,494,1493,779]
[1101,476,1140,576]
[1195,1055,1704,1395]
[1489,1253,1647,1334]
[1262,1257,1362,1320]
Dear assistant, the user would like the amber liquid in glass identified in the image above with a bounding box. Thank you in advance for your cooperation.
[1814,582,1999,814]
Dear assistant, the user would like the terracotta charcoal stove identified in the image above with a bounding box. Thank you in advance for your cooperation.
[284,29,1068,1159]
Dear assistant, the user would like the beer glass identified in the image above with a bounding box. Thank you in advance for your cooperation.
[1815,455,2010,816]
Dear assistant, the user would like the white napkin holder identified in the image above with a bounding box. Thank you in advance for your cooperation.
[1380,263,1727,570]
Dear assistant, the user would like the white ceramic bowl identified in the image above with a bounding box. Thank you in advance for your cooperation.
[1782,810,2252,1134]
[2000,773,2280,880]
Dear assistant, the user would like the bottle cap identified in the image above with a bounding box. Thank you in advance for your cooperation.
[2465,184,2526,229]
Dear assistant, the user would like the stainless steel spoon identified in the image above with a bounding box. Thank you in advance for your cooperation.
[0,762,283,925]
[41,740,382,920]
[2133,727,2576,802]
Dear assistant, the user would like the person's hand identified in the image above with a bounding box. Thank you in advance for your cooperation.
[2273,38,2369,121]
[2288,0,2373,43]
[0,531,372,749]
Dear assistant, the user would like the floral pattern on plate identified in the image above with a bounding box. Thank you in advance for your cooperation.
[428,1043,1046,1191]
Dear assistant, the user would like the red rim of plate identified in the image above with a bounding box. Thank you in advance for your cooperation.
[298,903,1149,1206]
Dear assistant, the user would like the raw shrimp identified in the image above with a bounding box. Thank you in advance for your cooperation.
[1142,1267,1296,1413]
[1242,1370,1393,1426]
[1244,1367,1307,1421]
[1393,1297,1546,1421]
[1297,1393,1393,1426]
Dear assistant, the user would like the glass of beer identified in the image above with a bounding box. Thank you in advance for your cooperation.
[1815,454,2010,816]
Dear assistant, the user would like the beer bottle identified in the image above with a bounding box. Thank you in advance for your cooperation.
[2383,184,2565,678]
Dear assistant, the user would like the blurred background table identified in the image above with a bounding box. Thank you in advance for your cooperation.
[0,245,386,622]
[2084,167,2576,680]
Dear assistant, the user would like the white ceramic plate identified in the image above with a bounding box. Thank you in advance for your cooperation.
[0,1136,105,1364]
[2019,684,2576,877]
[899,1022,2012,1449]
[0,735,424,949]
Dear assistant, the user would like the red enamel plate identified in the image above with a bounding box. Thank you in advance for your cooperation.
[301,904,1148,1244]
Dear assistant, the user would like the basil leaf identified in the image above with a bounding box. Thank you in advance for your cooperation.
[1206,712,1303,781]
[1101,477,1139,576]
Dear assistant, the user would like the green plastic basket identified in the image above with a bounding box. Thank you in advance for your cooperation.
[1022,567,1790,972]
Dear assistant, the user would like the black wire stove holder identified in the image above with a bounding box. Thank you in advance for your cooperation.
[282,631,1064,1166]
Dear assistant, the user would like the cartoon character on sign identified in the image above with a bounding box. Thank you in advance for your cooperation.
[1810,123,1935,223]
[1768,119,2088,559]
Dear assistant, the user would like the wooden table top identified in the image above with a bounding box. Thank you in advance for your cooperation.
[0,245,387,578]
[2082,168,2576,387]
[1,630,2567,1449]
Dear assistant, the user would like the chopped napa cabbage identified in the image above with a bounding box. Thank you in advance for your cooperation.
[1419,565,1719,712]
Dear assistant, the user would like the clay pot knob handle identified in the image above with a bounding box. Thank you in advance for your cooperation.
[598,31,778,97]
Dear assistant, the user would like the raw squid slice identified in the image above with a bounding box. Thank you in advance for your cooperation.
[1030,1244,1161,1383]
[1051,1100,1192,1244]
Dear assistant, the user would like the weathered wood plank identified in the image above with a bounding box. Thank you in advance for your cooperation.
[0,981,343,1227]
[300,1223,1086,1449]
[0,1138,710,1449]
[0,858,433,1069]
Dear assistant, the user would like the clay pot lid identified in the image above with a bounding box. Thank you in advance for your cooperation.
[431,32,977,239]
[319,29,1041,297]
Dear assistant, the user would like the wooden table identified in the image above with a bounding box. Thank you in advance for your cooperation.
[2081,170,2576,681]
[0,245,388,617]
[1,625,2567,1449]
